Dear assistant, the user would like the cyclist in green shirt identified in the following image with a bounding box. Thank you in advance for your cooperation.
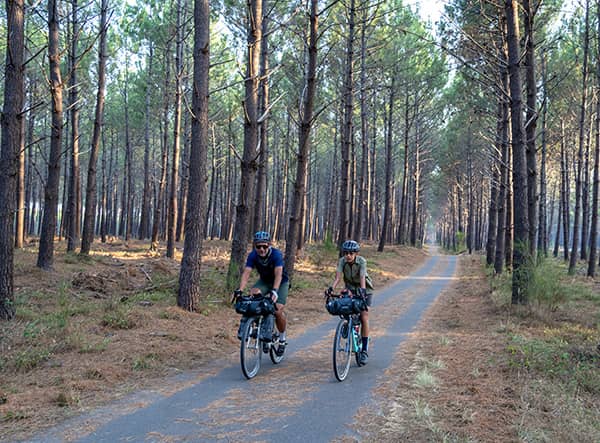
[328,240,373,365]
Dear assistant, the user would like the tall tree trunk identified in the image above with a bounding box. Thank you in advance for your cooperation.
[227,0,263,288]
[81,0,108,255]
[355,7,368,242]
[581,124,591,260]
[178,0,209,311]
[523,0,537,257]
[100,137,107,243]
[553,186,561,257]
[122,79,133,241]
[410,117,421,247]
[0,0,24,319]
[486,96,506,268]
[398,91,410,244]
[15,115,25,248]
[167,0,184,258]
[285,0,318,281]
[177,113,190,242]
[537,49,548,256]
[37,0,64,270]
[151,46,171,250]
[337,0,355,249]
[377,77,395,252]
[505,0,530,304]
[66,0,81,252]
[588,0,600,277]
[561,127,570,261]
[253,1,269,235]
[139,43,153,240]
[569,0,590,274]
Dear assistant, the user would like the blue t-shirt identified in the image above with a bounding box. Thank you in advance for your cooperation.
[245,247,289,285]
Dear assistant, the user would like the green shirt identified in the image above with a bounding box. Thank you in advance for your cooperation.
[337,255,374,292]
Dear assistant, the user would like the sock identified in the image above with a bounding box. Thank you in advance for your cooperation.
[280,332,286,342]
[362,336,369,351]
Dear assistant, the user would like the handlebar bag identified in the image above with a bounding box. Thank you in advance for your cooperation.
[235,296,275,316]
[326,296,363,315]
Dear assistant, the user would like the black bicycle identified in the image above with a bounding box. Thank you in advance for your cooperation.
[325,291,367,381]
[234,292,285,379]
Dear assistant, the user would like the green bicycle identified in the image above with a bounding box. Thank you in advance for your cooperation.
[325,291,366,382]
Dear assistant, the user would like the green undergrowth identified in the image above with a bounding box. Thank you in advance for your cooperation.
[488,255,600,442]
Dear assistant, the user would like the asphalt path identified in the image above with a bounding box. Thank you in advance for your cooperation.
[26,251,456,443]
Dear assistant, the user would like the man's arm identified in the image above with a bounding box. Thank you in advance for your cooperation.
[331,271,341,289]
[273,266,283,291]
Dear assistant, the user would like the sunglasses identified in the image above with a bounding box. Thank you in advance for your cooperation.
[344,251,355,256]
[255,244,269,250]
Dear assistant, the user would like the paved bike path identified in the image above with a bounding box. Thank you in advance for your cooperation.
[27,252,456,442]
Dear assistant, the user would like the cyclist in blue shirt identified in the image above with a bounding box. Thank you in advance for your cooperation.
[235,231,289,352]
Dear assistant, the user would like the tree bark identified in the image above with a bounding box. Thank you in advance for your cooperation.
[253,0,269,235]
[523,0,538,257]
[151,46,171,250]
[37,0,64,270]
[378,76,395,252]
[285,0,318,281]
[587,0,600,277]
[139,43,153,240]
[81,0,108,255]
[337,0,355,249]
[0,0,24,319]
[178,0,209,311]
[66,0,81,252]
[569,0,590,274]
[505,0,530,304]
[167,0,185,258]
[227,0,263,288]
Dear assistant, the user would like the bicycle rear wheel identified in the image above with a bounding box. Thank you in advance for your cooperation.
[240,317,261,379]
[333,318,351,381]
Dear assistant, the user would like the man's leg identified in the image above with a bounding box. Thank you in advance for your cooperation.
[359,294,372,365]
[274,281,289,339]
[274,304,286,337]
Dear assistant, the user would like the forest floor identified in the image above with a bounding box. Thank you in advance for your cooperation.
[1,239,599,442]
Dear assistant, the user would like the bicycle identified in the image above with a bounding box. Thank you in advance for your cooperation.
[234,292,285,379]
[325,291,367,382]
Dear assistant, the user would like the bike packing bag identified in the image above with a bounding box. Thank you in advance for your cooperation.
[235,296,275,316]
[326,296,364,316]
[259,314,274,341]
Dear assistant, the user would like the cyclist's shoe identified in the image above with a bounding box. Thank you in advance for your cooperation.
[358,350,368,366]
[341,323,348,338]
[274,339,286,357]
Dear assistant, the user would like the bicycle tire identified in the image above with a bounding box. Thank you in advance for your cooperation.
[240,317,261,379]
[333,318,351,381]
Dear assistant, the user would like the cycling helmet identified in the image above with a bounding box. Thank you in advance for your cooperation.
[253,231,271,243]
[342,240,360,252]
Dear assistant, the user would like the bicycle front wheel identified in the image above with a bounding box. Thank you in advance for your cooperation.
[333,319,351,381]
[240,317,261,379]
